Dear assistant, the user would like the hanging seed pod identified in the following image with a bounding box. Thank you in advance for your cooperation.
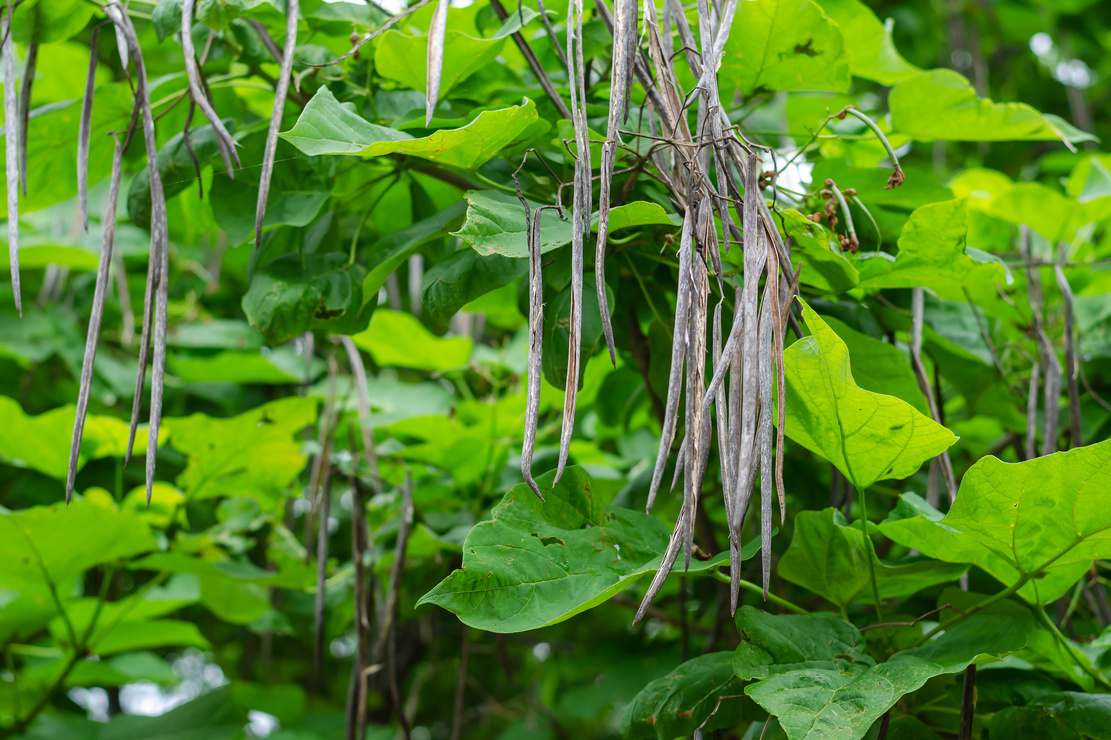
[646,217,693,513]
[425,0,448,126]
[683,233,709,572]
[106,5,169,507]
[66,103,141,505]
[255,0,299,249]
[78,27,100,232]
[554,0,590,486]
[17,41,36,197]
[521,204,546,500]
[756,246,774,597]
[181,0,240,177]
[4,2,20,315]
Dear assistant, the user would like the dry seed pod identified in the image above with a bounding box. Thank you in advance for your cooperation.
[182,0,240,177]
[4,5,21,315]
[425,0,448,125]
[255,0,299,250]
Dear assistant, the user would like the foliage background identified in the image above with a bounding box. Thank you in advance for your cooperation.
[2,0,1111,737]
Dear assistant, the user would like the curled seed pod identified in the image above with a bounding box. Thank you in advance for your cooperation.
[181,0,240,177]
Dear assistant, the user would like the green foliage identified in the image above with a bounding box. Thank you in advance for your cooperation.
[4,0,1111,737]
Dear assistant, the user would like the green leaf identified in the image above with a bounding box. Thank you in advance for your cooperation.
[720,0,850,96]
[282,88,539,170]
[779,508,968,609]
[816,0,919,85]
[90,619,212,655]
[542,273,613,391]
[937,587,1097,691]
[67,652,178,688]
[0,397,163,479]
[170,347,322,385]
[775,209,858,293]
[822,315,928,414]
[989,692,1111,740]
[889,70,1083,144]
[199,573,271,624]
[783,300,957,490]
[732,607,871,680]
[987,182,1111,243]
[362,202,467,304]
[741,614,1026,740]
[167,397,317,505]
[351,309,473,371]
[243,252,373,345]
[128,120,234,228]
[374,29,505,104]
[621,652,761,740]
[878,440,1111,604]
[0,85,134,214]
[132,551,313,590]
[210,136,334,246]
[99,685,246,740]
[417,467,757,632]
[452,189,676,258]
[0,501,157,598]
[10,0,96,44]
[422,249,527,334]
[854,199,1011,289]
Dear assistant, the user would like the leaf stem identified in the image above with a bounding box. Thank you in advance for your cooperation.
[710,570,808,614]
[856,486,885,627]
[840,107,905,189]
[1032,604,1111,691]
[914,575,1032,647]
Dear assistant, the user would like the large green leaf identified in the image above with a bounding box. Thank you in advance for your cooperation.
[167,397,317,505]
[362,202,467,303]
[0,85,134,213]
[817,0,919,85]
[0,397,164,480]
[989,692,1111,740]
[351,309,473,371]
[889,70,1085,144]
[822,315,928,414]
[743,615,1026,740]
[783,300,957,489]
[210,136,334,246]
[720,0,850,96]
[854,199,1011,289]
[878,440,1111,604]
[452,189,677,258]
[243,252,373,345]
[621,652,761,740]
[98,685,246,740]
[778,508,967,608]
[772,209,858,293]
[0,501,158,597]
[282,88,539,170]
[128,120,234,228]
[417,467,756,632]
[422,249,527,334]
[374,29,505,104]
[987,182,1111,243]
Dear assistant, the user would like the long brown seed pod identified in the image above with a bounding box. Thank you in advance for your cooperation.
[181,0,240,176]
[16,41,36,197]
[109,7,170,503]
[66,103,140,505]
[1054,257,1082,446]
[4,3,20,315]
[554,0,589,486]
[594,0,638,365]
[425,0,448,126]
[633,499,689,625]
[78,27,100,231]
[756,263,774,598]
[683,231,709,572]
[765,236,786,522]
[254,0,298,250]
[646,216,694,513]
[521,205,546,500]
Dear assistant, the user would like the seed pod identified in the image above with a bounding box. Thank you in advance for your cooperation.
[3,4,21,315]
[181,0,240,177]
[255,0,299,250]
[425,0,448,126]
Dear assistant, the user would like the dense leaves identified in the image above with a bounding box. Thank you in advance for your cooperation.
[3,0,1111,737]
